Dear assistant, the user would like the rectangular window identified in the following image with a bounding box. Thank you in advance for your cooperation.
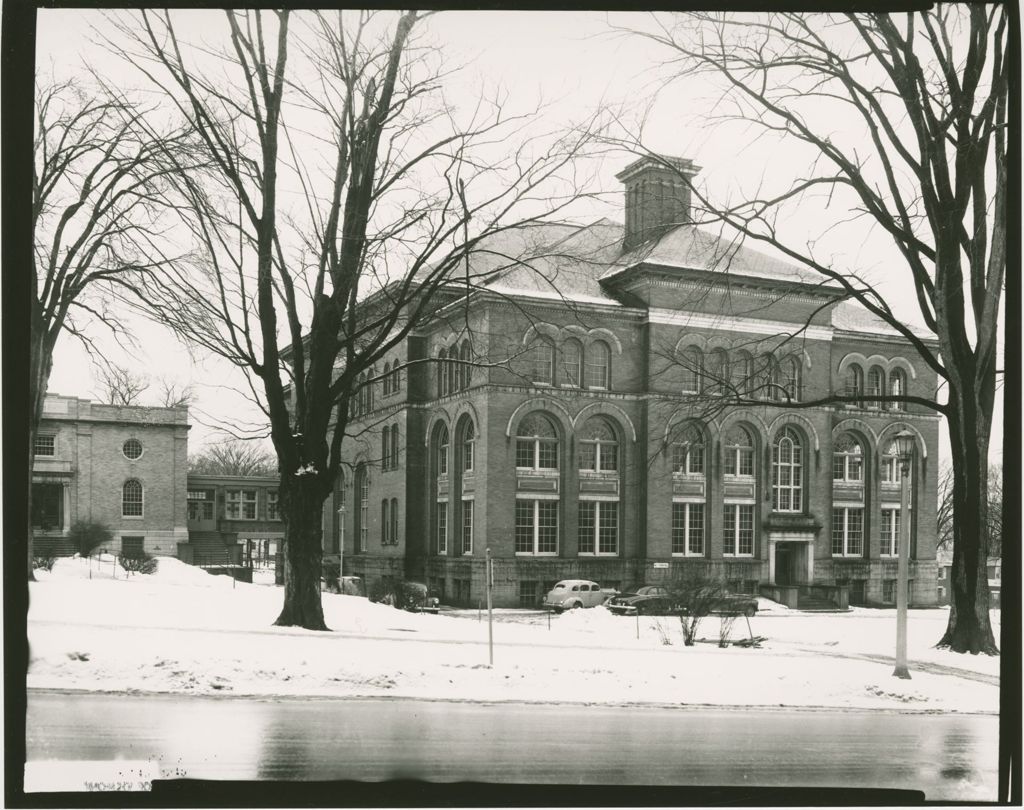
[577,501,619,556]
[537,441,558,470]
[121,536,144,558]
[516,499,558,555]
[831,507,864,556]
[267,491,280,521]
[461,499,473,555]
[672,444,704,475]
[725,448,754,477]
[436,503,448,555]
[578,443,596,472]
[31,482,63,529]
[881,508,901,557]
[381,500,390,544]
[672,502,704,556]
[518,581,538,607]
[882,579,896,604]
[723,504,754,556]
[390,498,399,546]
[463,440,474,473]
[188,490,215,521]
[34,434,56,456]
[226,490,257,520]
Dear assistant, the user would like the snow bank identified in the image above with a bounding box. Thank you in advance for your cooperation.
[27,561,1000,714]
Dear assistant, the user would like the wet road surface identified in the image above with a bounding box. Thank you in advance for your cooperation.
[26,691,997,800]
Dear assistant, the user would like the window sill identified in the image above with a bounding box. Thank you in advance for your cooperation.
[723,553,754,558]
[122,515,144,520]
[577,552,619,557]
[515,552,558,557]
[832,554,865,558]
[516,468,559,475]
[671,552,705,558]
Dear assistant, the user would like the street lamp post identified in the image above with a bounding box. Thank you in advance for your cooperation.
[893,430,915,680]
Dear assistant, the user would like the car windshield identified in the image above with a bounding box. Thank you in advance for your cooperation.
[552,584,565,590]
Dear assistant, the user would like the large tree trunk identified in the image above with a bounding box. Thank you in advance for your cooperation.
[27,304,54,581]
[937,403,998,654]
[274,479,329,631]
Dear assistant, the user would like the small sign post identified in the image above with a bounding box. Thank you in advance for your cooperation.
[486,548,494,667]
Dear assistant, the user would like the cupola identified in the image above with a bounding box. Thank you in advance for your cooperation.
[616,155,700,251]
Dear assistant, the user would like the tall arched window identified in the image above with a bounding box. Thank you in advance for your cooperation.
[383,362,392,396]
[706,348,728,395]
[560,340,582,387]
[680,347,703,394]
[832,433,863,481]
[671,423,705,475]
[437,349,447,397]
[381,429,390,471]
[867,366,885,409]
[462,420,475,473]
[760,354,781,401]
[781,356,802,401]
[889,368,907,411]
[772,426,803,512]
[460,341,472,390]
[732,350,755,397]
[723,425,755,478]
[381,499,390,544]
[355,465,368,552]
[526,339,555,385]
[845,363,864,406]
[390,497,399,546]
[584,340,611,389]
[437,423,449,476]
[515,412,558,470]
[446,350,457,396]
[390,425,399,470]
[122,479,143,517]
[881,438,912,486]
[578,416,618,472]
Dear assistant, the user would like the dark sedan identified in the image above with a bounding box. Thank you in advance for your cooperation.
[605,585,674,616]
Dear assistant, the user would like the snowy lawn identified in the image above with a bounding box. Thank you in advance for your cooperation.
[28,556,999,713]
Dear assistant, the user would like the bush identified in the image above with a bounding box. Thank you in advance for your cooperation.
[368,576,398,606]
[322,561,341,593]
[119,552,158,575]
[32,554,57,572]
[68,520,113,557]
[664,566,729,646]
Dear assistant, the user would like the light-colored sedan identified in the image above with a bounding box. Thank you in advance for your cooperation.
[542,580,607,612]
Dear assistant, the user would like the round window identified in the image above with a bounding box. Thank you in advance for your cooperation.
[123,438,143,460]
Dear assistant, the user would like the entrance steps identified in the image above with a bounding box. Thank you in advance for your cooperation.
[797,595,849,612]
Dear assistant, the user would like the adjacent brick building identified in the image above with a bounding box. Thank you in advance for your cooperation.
[329,155,940,609]
[31,394,190,557]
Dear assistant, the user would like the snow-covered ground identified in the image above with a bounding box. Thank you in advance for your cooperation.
[28,556,999,713]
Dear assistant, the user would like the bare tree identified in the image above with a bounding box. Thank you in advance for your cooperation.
[621,8,1005,654]
[938,464,1001,558]
[189,439,277,477]
[29,79,191,577]
[157,378,195,409]
[665,565,729,647]
[109,10,603,629]
[93,362,150,405]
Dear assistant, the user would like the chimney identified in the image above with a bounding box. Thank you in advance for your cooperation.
[616,155,700,251]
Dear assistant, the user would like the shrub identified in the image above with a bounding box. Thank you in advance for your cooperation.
[322,561,341,593]
[68,520,113,557]
[119,552,158,575]
[665,565,729,646]
[368,576,398,606]
[32,554,57,572]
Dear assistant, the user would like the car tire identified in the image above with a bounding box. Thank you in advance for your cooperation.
[573,601,583,610]
[745,606,756,617]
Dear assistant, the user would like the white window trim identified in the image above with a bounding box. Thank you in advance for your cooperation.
[516,437,559,472]
[514,499,558,556]
[122,438,145,461]
[671,501,705,558]
[577,500,619,557]
[831,506,864,557]
[34,434,57,456]
[122,483,145,519]
[880,506,905,558]
[461,497,474,556]
[722,503,755,557]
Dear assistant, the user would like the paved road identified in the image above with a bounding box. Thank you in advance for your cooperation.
[26,691,997,799]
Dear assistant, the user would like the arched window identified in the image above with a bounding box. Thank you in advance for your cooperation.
[515,412,558,471]
[881,438,912,486]
[390,425,399,470]
[706,348,728,395]
[723,425,755,477]
[381,499,390,544]
[772,426,803,512]
[832,433,863,482]
[585,340,611,389]
[560,340,582,387]
[527,340,555,385]
[460,341,472,390]
[889,368,907,411]
[680,347,703,394]
[437,423,449,476]
[845,363,864,406]
[732,350,755,397]
[383,362,392,396]
[578,416,618,472]
[446,350,457,396]
[671,423,705,475]
[355,465,369,552]
[781,356,802,402]
[391,497,399,546]
[867,366,885,409]
[122,479,143,517]
[462,420,475,473]
[437,349,447,397]
[759,354,781,401]
[381,428,390,471]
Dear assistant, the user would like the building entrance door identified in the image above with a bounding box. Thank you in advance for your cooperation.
[775,544,792,586]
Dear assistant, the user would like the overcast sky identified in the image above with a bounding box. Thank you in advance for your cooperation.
[36,9,1003,466]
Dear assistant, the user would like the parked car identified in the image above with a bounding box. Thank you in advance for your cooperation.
[677,592,759,617]
[542,580,608,612]
[606,585,674,616]
[397,581,441,614]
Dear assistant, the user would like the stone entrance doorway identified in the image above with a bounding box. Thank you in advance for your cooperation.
[774,542,800,586]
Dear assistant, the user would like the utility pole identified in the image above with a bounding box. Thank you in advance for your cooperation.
[486,547,494,667]
[893,430,914,680]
